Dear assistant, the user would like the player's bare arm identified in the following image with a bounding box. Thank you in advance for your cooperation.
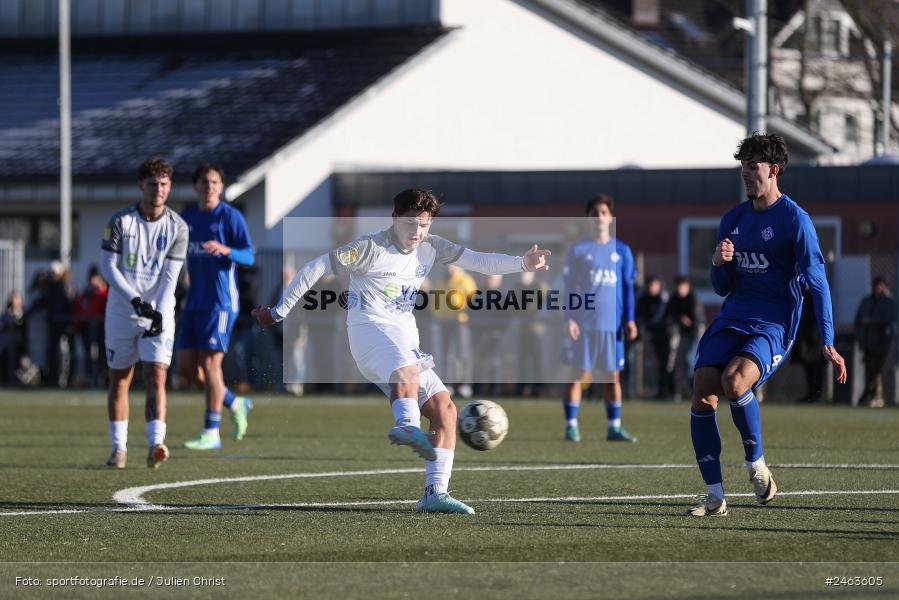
[523,244,551,271]
[202,240,230,256]
[712,238,734,266]
[625,320,638,341]
[252,305,276,327]
[824,344,848,384]
[566,319,580,341]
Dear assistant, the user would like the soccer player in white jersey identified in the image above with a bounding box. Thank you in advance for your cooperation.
[252,189,550,514]
[100,158,189,469]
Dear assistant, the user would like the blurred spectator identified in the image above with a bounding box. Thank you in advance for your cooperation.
[515,270,550,397]
[472,273,505,396]
[24,270,50,381]
[226,264,260,392]
[791,286,826,403]
[44,262,76,386]
[854,276,898,408]
[0,291,26,385]
[441,264,476,398]
[665,275,704,401]
[635,276,671,399]
[72,266,108,388]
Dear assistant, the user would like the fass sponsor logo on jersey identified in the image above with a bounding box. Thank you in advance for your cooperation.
[337,247,359,266]
[591,268,618,286]
[734,251,769,270]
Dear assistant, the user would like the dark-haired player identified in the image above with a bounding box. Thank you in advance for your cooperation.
[687,133,847,516]
[253,189,550,514]
[178,164,255,450]
[561,195,638,443]
[100,158,188,469]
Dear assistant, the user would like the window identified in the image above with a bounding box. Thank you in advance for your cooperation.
[679,216,840,305]
[845,113,859,144]
[0,214,79,260]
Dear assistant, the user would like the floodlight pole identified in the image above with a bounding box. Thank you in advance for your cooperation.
[59,0,72,269]
[883,35,893,153]
[745,0,768,135]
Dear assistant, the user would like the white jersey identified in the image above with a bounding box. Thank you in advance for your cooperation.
[101,204,188,317]
[329,228,464,331]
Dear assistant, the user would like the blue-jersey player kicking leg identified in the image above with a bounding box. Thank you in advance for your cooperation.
[687,133,847,516]
[562,195,639,443]
[178,164,255,449]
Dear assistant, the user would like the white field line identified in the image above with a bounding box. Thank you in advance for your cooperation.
[1,463,898,517]
[3,489,899,517]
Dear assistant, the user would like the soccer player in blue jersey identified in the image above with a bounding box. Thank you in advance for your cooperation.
[177,164,255,450]
[562,195,638,443]
[687,133,847,516]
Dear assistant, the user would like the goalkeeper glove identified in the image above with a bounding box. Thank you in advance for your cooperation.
[131,297,163,338]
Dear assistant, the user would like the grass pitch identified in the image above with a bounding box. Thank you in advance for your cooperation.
[0,390,897,598]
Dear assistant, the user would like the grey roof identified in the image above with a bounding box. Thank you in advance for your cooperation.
[527,0,834,158]
[0,28,446,179]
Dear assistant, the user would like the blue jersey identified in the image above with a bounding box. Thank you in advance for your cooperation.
[181,202,254,312]
[711,194,833,345]
[563,237,636,332]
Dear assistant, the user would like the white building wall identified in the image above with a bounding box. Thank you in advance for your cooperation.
[257,0,745,247]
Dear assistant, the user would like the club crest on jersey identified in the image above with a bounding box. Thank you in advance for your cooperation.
[610,252,620,263]
[337,248,359,266]
[761,226,774,241]
[156,234,167,251]
[415,264,427,277]
[126,252,137,267]
[210,222,219,233]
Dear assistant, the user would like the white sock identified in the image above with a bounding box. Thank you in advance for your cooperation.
[425,448,454,497]
[566,418,578,427]
[391,398,421,428]
[203,428,220,438]
[747,456,767,473]
[609,418,622,428]
[145,420,167,447]
[707,482,725,500]
[109,420,128,452]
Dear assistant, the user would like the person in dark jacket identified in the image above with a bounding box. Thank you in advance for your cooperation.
[635,276,671,398]
[666,275,705,401]
[855,276,898,408]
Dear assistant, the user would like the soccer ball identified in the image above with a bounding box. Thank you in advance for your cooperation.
[457,399,509,451]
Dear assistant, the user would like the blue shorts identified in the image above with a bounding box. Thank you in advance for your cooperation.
[562,330,625,373]
[176,309,239,353]
[694,320,793,388]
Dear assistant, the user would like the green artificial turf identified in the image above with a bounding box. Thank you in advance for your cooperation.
[0,391,897,599]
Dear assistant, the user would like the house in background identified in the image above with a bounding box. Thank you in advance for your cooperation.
[582,0,899,164]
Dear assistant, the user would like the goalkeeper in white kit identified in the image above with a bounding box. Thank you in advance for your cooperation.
[100,158,188,469]
[253,189,550,514]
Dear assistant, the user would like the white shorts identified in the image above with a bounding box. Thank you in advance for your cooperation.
[105,310,175,370]
[349,322,447,407]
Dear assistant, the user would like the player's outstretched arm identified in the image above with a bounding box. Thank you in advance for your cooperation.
[254,254,331,327]
[453,245,551,275]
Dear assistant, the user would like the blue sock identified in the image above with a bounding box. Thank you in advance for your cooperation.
[204,409,222,431]
[729,390,763,462]
[605,401,622,428]
[223,388,235,410]
[690,409,723,485]
[563,401,580,423]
